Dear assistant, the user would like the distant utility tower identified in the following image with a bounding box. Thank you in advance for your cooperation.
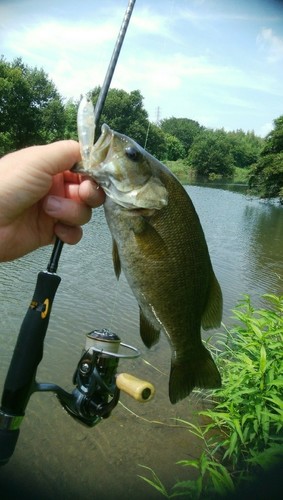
[156,106,161,126]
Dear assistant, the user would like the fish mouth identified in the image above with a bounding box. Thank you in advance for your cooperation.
[92,123,113,164]
[71,123,112,175]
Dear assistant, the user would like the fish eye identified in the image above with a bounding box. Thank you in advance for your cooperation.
[125,146,141,162]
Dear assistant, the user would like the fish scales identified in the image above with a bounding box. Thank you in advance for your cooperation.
[73,124,223,404]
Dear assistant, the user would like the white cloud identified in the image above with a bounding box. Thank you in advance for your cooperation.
[258,121,274,137]
[1,0,283,134]
[114,50,280,101]
[257,28,283,63]
[131,7,172,38]
[4,20,117,56]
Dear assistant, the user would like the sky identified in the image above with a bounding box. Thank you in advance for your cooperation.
[1,0,283,137]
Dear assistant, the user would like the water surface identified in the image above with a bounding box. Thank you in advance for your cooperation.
[0,186,282,498]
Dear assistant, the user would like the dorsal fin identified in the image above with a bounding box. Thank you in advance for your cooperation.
[140,308,160,348]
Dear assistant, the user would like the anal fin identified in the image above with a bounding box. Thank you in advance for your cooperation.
[202,271,223,330]
[140,308,160,348]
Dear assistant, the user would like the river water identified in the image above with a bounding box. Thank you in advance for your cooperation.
[0,186,282,498]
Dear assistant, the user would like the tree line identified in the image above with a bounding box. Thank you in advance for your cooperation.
[1,57,282,202]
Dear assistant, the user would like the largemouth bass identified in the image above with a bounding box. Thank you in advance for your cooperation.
[73,124,223,403]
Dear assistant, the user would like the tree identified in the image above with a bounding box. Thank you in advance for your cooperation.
[187,129,235,178]
[248,115,283,202]
[227,129,264,168]
[160,117,203,155]
[263,116,283,154]
[67,87,167,159]
[144,123,167,159]
[64,98,79,140]
[0,57,65,154]
[164,133,186,161]
[91,87,149,144]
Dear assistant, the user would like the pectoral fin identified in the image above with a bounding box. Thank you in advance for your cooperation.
[112,239,121,279]
[140,308,160,348]
[133,219,168,260]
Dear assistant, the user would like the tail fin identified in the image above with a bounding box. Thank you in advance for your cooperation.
[169,345,221,404]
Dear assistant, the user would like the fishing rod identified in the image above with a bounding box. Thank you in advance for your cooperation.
[0,0,154,466]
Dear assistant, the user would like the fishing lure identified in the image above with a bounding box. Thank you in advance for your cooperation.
[77,95,95,169]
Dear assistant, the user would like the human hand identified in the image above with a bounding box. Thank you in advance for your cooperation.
[0,141,105,262]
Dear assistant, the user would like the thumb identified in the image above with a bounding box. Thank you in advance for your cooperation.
[32,140,81,176]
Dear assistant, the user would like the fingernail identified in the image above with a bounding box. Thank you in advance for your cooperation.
[45,196,62,213]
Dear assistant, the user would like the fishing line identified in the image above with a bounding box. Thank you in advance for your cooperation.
[143,120,151,149]
[118,401,187,428]
[107,272,122,331]
[142,358,166,376]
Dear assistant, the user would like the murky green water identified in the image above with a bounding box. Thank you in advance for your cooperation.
[0,186,282,498]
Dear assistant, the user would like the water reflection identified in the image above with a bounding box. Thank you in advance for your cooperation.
[241,202,283,295]
[187,186,283,318]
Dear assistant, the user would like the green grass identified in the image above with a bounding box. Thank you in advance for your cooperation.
[233,166,249,184]
[164,159,194,184]
[165,160,249,186]
[139,294,283,498]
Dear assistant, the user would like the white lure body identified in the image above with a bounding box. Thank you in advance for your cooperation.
[77,95,95,169]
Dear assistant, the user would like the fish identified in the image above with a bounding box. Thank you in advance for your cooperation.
[73,124,223,404]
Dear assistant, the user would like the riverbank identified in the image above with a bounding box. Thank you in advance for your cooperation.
[165,159,249,187]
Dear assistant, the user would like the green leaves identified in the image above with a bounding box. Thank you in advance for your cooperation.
[160,117,203,154]
[0,56,65,153]
[138,465,170,498]
[248,115,283,202]
[139,294,283,498]
[187,129,236,179]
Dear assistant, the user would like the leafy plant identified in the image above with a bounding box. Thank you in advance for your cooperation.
[139,294,283,498]
[0,56,65,153]
[248,115,283,202]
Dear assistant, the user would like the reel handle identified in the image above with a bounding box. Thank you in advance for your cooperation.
[116,373,155,402]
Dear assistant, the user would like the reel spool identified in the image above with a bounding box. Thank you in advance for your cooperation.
[55,328,155,427]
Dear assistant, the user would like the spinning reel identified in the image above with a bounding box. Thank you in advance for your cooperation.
[39,328,154,428]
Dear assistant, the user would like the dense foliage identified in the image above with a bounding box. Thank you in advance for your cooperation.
[160,117,203,156]
[187,129,236,178]
[0,57,281,199]
[249,116,283,203]
[62,88,169,159]
[227,130,264,169]
[185,128,264,179]
[140,294,283,498]
[0,56,65,154]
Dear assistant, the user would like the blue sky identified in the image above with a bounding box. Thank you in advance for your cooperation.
[1,0,283,136]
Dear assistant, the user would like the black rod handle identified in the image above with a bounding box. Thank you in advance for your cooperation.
[0,270,61,464]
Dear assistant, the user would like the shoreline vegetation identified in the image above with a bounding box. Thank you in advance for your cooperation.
[140,294,283,499]
[165,160,249,187]
[1,57,282,204]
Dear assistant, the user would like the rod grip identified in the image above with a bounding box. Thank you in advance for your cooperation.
[0,428,19,466]
[0,270,61,465]
[0,271,61,414]
[116,373,155,402]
